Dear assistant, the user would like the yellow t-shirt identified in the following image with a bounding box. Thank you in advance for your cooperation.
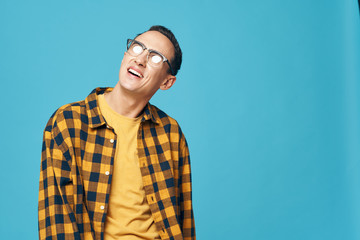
[98,94,160,240]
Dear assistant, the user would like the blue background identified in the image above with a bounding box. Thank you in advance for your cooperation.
[1,0,359,239]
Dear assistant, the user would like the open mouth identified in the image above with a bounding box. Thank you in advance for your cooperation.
[128,68,143,78]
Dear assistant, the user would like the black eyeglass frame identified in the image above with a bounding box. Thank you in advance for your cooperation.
[126,39,175,76]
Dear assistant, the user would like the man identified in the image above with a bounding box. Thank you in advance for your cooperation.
[38,25,195,240]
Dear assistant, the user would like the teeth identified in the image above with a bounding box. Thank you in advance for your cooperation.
[128,68,143,78]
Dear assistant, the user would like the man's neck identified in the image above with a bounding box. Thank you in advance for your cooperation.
[104,83,149,118]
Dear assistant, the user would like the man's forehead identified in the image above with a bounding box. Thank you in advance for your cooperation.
[135,31,174,59]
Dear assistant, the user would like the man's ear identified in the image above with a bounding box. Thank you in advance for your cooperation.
[160,75,176,90]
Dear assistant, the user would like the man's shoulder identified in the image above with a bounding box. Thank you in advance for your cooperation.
[46,87,106,122]
[51,100,86,120]
[44,100,87,132]
[149,104,178,126]
[148,104,186,138]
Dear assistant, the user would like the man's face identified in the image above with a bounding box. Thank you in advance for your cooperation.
[118,30,175,99]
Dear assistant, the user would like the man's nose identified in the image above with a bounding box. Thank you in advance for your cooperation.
[135,51,147,66]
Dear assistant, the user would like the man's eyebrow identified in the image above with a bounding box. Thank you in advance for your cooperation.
[135,40,164,55]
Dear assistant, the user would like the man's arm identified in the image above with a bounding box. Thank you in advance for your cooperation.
[179,135,196,240]
[38,115,79,239]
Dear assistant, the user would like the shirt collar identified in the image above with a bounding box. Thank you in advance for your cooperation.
[85,87,159,128]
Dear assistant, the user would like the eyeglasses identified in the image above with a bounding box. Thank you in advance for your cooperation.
[126,39,175,75]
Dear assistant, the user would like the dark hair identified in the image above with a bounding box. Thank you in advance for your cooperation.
[136,25,182,76]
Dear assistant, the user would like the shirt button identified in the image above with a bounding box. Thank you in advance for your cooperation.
[110,139,114,143]
[100,205,105,210]
[105,171,110,175]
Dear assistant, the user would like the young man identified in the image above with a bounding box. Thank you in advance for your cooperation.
[38,25,195,240]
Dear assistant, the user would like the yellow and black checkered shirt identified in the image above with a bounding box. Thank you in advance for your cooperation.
[38,87,195,240]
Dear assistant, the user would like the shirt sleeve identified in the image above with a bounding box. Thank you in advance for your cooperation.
[38,116,80,239]
[179,135,196,240]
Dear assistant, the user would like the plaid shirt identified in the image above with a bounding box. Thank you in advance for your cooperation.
[38,87,195,240]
